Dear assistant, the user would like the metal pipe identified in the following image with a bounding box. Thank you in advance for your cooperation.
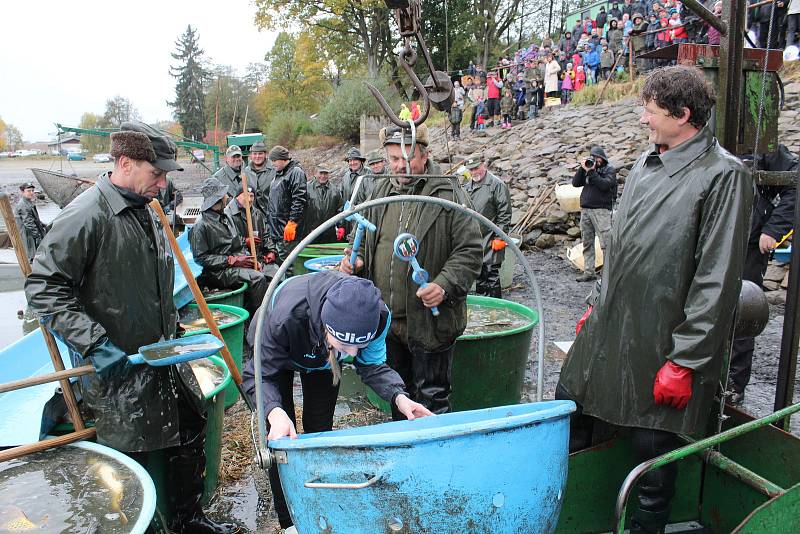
[681,0,728,35]
[701,449,785,498]
[252,192,547,467]
[613,401,800,533]
[774,166,800,429]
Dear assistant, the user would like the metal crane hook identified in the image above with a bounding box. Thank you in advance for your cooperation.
[366,0,454,128]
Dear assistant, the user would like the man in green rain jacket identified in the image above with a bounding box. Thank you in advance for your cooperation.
[557,66,754,534]
[25,122,239,534]
[461,154,512,298]
[341,124,483,416]
[190,178,269,316]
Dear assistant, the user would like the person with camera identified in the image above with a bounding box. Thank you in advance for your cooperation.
[572,146,617,282]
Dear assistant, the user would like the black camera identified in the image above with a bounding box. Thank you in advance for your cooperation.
[584,158,595,168]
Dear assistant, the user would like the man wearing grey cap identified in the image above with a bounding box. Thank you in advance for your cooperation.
[212,145,244,198]
[303,164,345,244]
[462,154,512,298]
[340,124,482,416]
[366,149,388,175]
[341,146,374,206]
[14,182,46,261]
[26,122,240,533]
[243,140,275,217]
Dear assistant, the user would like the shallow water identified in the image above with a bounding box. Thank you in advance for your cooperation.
[179,308,240,333]
[310,258,341,271]
[0,447,144,533]
[139,341,220,362]
[463,303,531,336]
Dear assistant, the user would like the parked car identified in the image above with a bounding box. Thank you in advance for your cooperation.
[0,151,13,158]
[192,149,205,162]
[67,152,86,161]
[92,153,113,163]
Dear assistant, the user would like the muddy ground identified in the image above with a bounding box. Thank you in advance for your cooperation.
[205,249,799,532]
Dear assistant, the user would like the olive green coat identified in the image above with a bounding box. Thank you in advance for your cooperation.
[463,171,512,264]
[354,161,483,351]
[558,128,754,435]
[212,164,243,198]
[25,174,205,452]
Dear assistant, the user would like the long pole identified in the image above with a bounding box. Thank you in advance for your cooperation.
[149,200,254,412]
[0,193,88,432]
[214,78,221,146]
[240,172,260,270]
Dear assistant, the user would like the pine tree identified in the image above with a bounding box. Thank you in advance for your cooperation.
[169,25,207,141]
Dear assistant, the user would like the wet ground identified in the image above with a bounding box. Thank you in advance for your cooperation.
[203,248,799,532]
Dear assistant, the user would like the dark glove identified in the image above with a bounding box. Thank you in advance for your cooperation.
[653,360,693,409]
[336,227,346,241]
[227,255,255,269]
[87,338,129,377]
[245,236,261,248]
[263,251,277,264]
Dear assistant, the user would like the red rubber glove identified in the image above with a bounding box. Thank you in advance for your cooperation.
[575,305,592,335]
[491,238,507,251]
[227,255,255,269]
[653,361,693,409]
[245,236,261,248]
[336,227,346,241]
[283,221,298,242]
[263,251,277,264]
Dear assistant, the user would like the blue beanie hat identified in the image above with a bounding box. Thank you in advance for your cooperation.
[321,277,382,345]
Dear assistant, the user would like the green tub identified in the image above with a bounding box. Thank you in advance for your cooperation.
[367,295,538,413]
[200,282,248,308]
[293,242,348,275]
[145,355,232,521]
[182,303,249,409]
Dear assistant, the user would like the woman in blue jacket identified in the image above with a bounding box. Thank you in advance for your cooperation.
[243,271,432,533]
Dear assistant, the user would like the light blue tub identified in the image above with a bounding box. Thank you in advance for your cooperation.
[303,255,344,273]
[270,400,575,533]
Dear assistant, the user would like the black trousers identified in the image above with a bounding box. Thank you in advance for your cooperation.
[556,386,679,533]
[266,369,340,529]
[128,386,208,528]
[386,324,454,419]
[476,261,502,298]
[729,245,769,393]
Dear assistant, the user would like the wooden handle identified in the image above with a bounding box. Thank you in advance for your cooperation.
[240,172,260,269]
[0,365,95,395]
[0,428,97,463]
[149,200,254,412]
[0,193,87,431]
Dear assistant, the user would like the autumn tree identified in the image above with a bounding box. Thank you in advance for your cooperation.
[170,25,208,141]
[254,0,394,77]
[3,124,23,151]
[103,96,140,127]
[78,112,111,153]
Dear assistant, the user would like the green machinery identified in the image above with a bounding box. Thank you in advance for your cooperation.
[55,123,222,172]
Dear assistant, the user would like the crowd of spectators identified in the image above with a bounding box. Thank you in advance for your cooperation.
[446,0,798,134]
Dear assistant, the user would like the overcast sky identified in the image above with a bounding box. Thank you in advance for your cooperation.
[0,0,277,141]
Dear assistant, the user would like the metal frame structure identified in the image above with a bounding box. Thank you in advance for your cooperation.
[54,123,222,171]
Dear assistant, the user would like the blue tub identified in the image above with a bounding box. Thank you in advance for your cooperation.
[270,400,575,533]
[303,255,344,273]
